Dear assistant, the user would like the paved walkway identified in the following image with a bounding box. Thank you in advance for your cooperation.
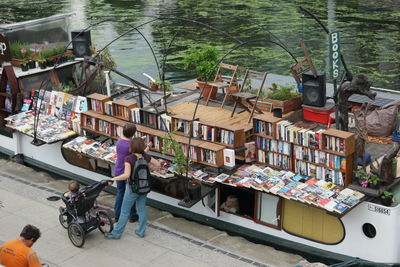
[0,158,325,267]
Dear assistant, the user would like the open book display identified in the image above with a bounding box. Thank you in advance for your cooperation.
[221,164,364,215]
[5,111,76,143]
[63,136,117,164]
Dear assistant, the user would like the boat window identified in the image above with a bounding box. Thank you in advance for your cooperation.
[282,199,345,244]
[256,193,281,228]
[219,184,255,219]
[362,223,376,238]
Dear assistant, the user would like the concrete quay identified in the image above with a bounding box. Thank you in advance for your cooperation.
[0,158,327,267]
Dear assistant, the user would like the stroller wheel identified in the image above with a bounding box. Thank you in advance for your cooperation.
[68,222,85,248]
[59,213,69,229]
[96,210,113,233]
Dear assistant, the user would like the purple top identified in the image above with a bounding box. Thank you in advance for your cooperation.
[124,154,151,167]
[114,139,131,176]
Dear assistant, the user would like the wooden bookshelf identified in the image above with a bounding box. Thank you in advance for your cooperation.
[112,99,138,121]
[0,66,19,126]
[140,105,166,129]
[195,121,245,148]
[86,93,111,114]
[253,113,281,139]
[197,141,225,167]
[171,114,199,136]
[322,128,355,156]
[253,118,355,186]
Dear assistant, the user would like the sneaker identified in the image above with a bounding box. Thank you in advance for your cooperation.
[129,216,138,223]
[104,233,119,240]
[134,230,144,238]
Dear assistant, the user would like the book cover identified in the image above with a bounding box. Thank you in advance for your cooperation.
[75,96,88,113]
[55,92,64,108]
[21,99,32,112]
[50,91,58,106]
[44,91,51,103]
[223,148,235,167]
[334,202,350,214]
[244,141,256,163]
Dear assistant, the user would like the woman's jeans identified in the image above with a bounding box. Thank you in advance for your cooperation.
[111,184,148,238]
[114,180,137,219]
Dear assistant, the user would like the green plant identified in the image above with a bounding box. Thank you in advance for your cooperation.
[183,46,220,81]
[267,84,301,101]
[154,79,172,91]
[10,41,31,59]
[62,80,76,93]
[368,174,381,186]
[162,132,191,175]
[380,191,393,199]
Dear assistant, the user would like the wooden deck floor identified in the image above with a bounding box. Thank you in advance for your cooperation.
[167,101,258,132]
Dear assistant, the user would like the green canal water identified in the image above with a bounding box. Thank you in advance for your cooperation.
[1,0,400,89]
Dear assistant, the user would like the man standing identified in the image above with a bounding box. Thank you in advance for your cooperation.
[0,225,42,267]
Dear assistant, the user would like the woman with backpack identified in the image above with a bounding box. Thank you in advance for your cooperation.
[105,137,161,239]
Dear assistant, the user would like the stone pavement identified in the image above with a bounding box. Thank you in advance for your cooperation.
[0,158,325,267]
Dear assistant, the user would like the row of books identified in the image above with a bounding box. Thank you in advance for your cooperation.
[293,145,346,170]
[257,150,291,169]
[276,120,323,149]
[195,124,235,145]
[181,144,197,161]
[158,113,171,132]
[38,90,88,114]
[253,119,273,136]
[89,99,104,113]
[325,135,346,153]
[134,132,161,151]
[63,136,117,164]
[131,108,141,124]
[141,111,158,128]
[174,119,192,136]
[5,111,76,143]
[256,136,291,155]
[200,149,217,165]
[219,164,363,214]
[294,160,344,185]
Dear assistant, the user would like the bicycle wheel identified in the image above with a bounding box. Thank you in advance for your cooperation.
[96,210,113,233]
[59,213,69,229]
[68,222,85,248]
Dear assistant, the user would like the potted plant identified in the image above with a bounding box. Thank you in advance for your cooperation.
[380,191,393,206]
[150,79,173,92]
[162,132,191,176]
[368,174,381,189]
[9,42,31,68]
[183,45,220,99]
[253,83,303,114]
[354,169,369,187]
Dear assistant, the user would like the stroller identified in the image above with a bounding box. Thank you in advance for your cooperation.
[59,180,113,247]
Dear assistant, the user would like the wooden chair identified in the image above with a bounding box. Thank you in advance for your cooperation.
[290,40,317,84]
[205,62,239,108]
[230,69,268,123]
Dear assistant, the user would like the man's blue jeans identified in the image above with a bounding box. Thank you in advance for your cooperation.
[111,184,148,238]
[114,180,137,219]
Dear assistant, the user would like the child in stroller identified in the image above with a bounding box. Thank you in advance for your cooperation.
[59,179,113,247]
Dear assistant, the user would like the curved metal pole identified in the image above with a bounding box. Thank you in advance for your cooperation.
[203,10,298,63]
[184,38,298,181]
[298,6,352,81]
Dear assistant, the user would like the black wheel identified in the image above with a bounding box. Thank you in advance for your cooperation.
[59,213,69,229]
[68,222,85,248]
[97,210,113,233]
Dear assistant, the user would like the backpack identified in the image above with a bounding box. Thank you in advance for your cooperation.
[129,154,151,195]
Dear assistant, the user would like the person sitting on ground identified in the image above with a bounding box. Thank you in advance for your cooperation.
[64,180,80,199]
[220,195,239,213]
[0,224,42,267]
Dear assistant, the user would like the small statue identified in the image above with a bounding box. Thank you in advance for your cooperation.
[337,74,376,132]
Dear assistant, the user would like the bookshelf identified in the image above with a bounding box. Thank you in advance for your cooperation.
[198,141,225,167]
[194,121,245,148]
[112,99,138,121]
[87,93,111,114]
[140,105,166,129]
[171,114,199,136]
[0,66,19,127]
[253,117,355,186]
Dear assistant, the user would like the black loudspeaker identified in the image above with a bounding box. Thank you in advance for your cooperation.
[71,30,92,58]
[302,71,326,107]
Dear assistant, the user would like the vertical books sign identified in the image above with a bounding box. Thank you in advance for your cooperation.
[329,31,341,80]
[0,34,11,62]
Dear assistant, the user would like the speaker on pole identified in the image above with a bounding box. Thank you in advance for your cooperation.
[71,30,92,58]
[302,71,326,107]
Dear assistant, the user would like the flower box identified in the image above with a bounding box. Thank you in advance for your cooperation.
[250,96,302,114]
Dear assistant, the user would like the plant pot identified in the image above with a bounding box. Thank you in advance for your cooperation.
[187,180,201,200]
[150,83,159,91]
[381,197,393,207]
[28,60,36,69]
[196,80,217,100]
[10,58,25,68]
[46,60,54,67]
[39,62,47,69]
[20,64,29,71]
